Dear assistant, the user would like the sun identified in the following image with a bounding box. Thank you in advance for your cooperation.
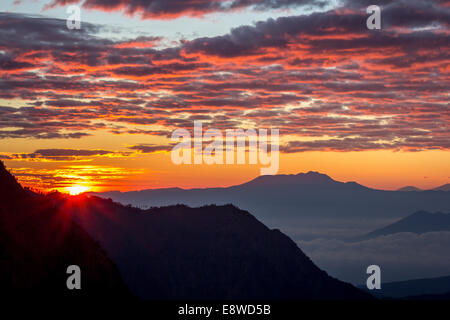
[66,185,90,196]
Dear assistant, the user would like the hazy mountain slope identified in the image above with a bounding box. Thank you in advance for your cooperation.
[358,211,450,240]
[0,161,130,299]
[395,184,450,192]
[397,186,422,192]
[92,172,450,220]
[63,195,372,300]
[433,183,450,191]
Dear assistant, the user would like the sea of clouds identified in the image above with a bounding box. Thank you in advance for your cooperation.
[299,232,450,284]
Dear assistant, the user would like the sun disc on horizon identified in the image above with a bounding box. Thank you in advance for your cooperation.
[67,185,90,196]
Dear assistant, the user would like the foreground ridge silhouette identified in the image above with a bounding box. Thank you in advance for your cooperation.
[0,161,131,299]
[0,161,371,300]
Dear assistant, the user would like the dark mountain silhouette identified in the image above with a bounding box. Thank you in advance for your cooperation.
[92,172,450,220]
[1,161,371,300]
[63,197,372,300]
[0,161,130,300]
[397,186,422,192]
[359,275,450,299]
[357,211,450,240]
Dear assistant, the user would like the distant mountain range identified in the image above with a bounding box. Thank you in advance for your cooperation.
[0,161,371,300]
[92,172,450,220]
[433,183,450,191]
[355,211,450,240]
[397,184,450,192]
[360,275,450,299]
[397,186,422,192]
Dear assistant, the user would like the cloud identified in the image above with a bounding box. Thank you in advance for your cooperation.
[280,135,450,153]
[0,52,34,71]
[183,2,449,58]
[1,1,449,152]
[45,0,327,19]
[0,130,91,140]
[33,149,113,157]
[7,149,131,161]
[128,144,175,154]
[299,232,450,284]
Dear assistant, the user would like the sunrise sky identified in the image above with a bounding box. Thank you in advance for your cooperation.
[0,0,449,193]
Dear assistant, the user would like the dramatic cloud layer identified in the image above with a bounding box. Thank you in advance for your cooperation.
[9,165,145,190]
[45,0,327,19]
[3,148,131,161]
[128,144,175,153]
[1,0,449,154]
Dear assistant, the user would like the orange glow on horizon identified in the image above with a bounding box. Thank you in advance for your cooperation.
[4,149,449,193]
